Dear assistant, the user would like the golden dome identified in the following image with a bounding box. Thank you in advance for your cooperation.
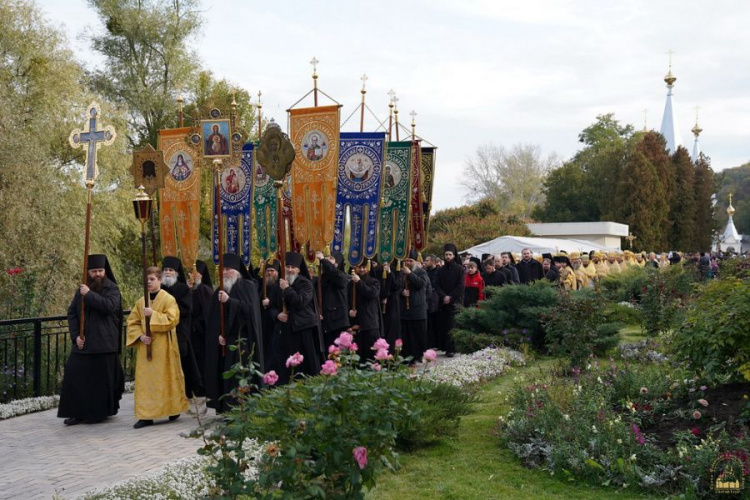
[664,69,676,86]
[727,193,735,216]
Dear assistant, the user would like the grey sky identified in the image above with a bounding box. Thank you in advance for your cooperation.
[39,0,750,211]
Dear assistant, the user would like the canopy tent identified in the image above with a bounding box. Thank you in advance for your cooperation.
[462,235,618,258]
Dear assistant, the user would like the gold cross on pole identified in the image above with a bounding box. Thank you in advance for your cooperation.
[626,233,637,249]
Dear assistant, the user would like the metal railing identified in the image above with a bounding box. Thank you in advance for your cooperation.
[0,312,135,403]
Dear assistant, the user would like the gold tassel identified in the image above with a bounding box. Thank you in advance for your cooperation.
[366,259,371,272]
[396,260,401,272]
[417,252,423,263]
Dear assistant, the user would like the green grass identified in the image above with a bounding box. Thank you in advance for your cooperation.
[618,324,648,344]
[366,357,658,500]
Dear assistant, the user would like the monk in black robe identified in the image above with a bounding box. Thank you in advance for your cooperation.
[435,243,465,357]
[161,256,202,398]
[276,252,322,384]
[189,259,214,397]
[314,250,350,350]
[58,254,124,425]
[259,259,282,371]
[371,256,403,354]
[347,261,381,361]
[204,253,264,414]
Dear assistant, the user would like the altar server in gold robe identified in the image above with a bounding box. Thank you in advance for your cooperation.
[126,266,188,429]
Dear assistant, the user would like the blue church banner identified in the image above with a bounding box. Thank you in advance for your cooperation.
[212,142,253,265]
[332,132,386,267]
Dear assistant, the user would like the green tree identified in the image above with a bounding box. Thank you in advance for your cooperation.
[611,140,668,251]
[87,0,202,148]
[462,143,558,217]
[693,153,716,252]
[426,199,531,255]
[668,146,696,250]
[534,114,631,222]
[0,0,140,317]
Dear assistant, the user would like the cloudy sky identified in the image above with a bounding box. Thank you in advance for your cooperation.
[39,0,750,211]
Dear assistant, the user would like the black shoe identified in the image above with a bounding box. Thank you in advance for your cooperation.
[168,414,180,422]
[133,419,153,429]
[63,418,82,426]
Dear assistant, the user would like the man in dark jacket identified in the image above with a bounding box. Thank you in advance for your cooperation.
[399,249,429,363]
[162,256,202,399]
[499,252,520,284]
[435,243,465,357]
[277,252,322,384]
[58,254,124,425]
[348,261,381,360]
[516,248,544,284]
[483,258,506,287]
[314,250,350,350]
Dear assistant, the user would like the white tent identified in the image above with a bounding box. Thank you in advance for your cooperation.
[462,235,618,257]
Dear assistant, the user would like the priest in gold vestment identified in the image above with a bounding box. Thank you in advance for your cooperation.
[126,266,188,429]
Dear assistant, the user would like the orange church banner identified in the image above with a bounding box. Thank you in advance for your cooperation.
[288,105,340,252]
[158,127,201,267]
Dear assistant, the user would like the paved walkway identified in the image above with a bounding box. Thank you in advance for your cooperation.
[0,394,218,499]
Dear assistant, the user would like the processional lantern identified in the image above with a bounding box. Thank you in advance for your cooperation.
[133,185,154,360]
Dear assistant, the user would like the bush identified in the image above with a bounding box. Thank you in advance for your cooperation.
[452,327,532,354]
[454,281,558,352]
[603,301,643,326]
[599,265,649,303]
[639,265,697,335]
[671,277,750,383]
[499,362,749,498]
[543,288,621,369]
[718,256,750,279]
[395,381,477,451]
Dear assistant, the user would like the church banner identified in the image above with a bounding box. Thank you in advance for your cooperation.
[252,142,278,260]
[332,132,386,267]
[420,146,437,233]
[408,141,426,252]
[378,141,412,263]
[157,127,201,267]
[288,105,340,252]
[212,143,253,265]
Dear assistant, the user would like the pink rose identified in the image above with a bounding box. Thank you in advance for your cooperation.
[422,349,438,363]
[328,344,339,354]
[350,342,359,352]
[320,360,338,376]
[334,332,353,350]
[698,399,708,407]
[286,352,304,368]
[374,348,390,361]
[372,363,382,372]
[352,446,368,469]
[372,338,389,351]
[692,410,702,419]
[263,370,279,386]
[395,338,403,349]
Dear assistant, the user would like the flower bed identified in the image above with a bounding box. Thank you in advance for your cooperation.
[498,361,750,497]
[424,347,525,387]
[0,395,59,420]
[79,439,264,500]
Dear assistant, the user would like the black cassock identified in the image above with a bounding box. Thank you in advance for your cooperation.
[162,282,202,398]
[190,282,214,396]
[374,267,403,351]
[58,279,124,422]
[204,278,263,413]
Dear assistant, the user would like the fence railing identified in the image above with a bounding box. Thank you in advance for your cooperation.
[0,312,135,403]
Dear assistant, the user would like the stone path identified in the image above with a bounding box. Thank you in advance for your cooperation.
[0,393,218,499]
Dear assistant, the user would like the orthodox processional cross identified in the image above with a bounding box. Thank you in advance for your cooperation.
[68,102,117,344]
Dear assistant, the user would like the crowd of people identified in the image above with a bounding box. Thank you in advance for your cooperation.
[56,246,720,429]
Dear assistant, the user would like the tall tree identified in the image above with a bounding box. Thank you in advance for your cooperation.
[0,0,140,317]
[462,143,558,217]
[669,146,697,250]
[693,153,716,252]
[534,114,631,222]
[426,199,531,256]
[87,0,202,148]
[613,146,667,251]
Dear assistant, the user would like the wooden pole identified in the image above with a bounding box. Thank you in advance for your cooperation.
[351,268,357,312]
[214,160,226,356]
[275,180,287,313]
[140,222,152,361]
[78,183,93,345]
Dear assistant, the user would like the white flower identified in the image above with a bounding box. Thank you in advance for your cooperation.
[0,395,60,420]
[630,454,637,461]
[591,425,597,433]
[617,439,623,444]
[563,414,570,421]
